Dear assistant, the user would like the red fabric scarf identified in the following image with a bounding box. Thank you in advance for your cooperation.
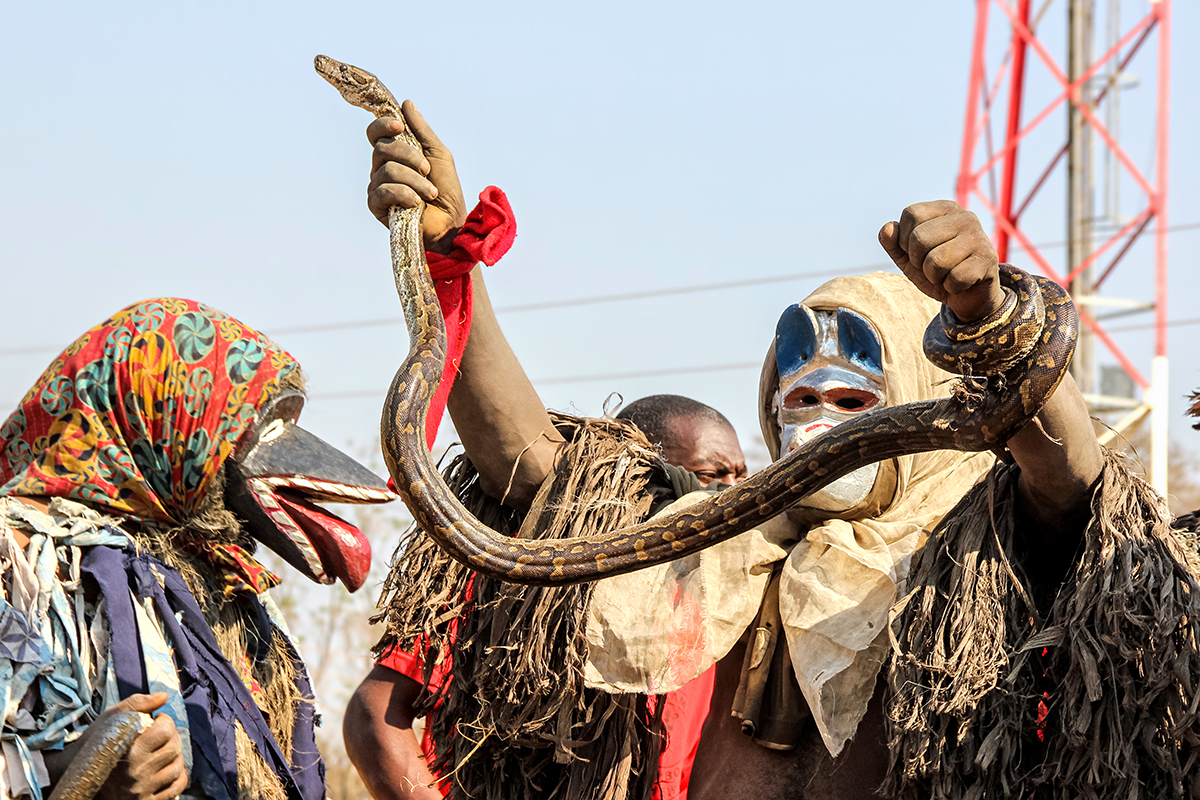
[422,186,516,449]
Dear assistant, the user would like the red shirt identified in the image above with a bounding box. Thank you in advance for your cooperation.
[654,666,716,800]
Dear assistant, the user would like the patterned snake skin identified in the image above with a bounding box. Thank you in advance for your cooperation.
[47,711,150,800]
[314,56,1078,587]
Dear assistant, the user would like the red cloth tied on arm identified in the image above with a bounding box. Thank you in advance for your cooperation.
[421,186,516,450]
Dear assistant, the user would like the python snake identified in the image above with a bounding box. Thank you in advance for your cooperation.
[315,55,1078,587]
[47,711,150,800]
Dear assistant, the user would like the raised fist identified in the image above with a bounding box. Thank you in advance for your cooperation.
[878,200,1005,323]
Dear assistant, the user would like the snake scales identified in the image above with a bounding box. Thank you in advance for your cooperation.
[315,56,1078,587]
[47,711,150,800]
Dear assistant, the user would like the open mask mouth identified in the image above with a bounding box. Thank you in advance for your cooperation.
[780,417,881,512]
[224,390,396,592]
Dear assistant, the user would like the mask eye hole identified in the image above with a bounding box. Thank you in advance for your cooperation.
[259,419,287,443]
[783,386,879,412]
[775,305,818,377]
[827,388,880,412]
[782,388,821,409]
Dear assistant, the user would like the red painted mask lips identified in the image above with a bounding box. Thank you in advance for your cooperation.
[274,491,372,592]
[787,421,836,453]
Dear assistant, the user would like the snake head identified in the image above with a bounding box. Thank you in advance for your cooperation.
[314,55,403,120]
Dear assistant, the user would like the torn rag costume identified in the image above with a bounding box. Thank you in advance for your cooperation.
[0,299,393,800]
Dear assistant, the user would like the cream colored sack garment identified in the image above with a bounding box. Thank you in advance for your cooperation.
[764,273,993,756]
[777,449,991,755]
[584,273,992,756]
[584,491,796,693]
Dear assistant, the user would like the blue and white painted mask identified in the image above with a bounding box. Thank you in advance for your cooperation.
[771,304,887,512]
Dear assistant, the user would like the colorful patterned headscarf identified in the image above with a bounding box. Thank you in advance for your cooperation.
[0,299,296,524]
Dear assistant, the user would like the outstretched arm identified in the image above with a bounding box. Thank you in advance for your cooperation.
[446,264,564,507]
[366,104,563,510]
[879,201,1104,541]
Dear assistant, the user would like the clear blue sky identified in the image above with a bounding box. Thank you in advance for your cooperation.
[3,0,1197,476]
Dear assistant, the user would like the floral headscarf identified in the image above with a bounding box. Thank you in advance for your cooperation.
[0,298,296,524]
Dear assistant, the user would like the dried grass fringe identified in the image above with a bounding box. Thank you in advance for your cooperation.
[886,448,1200,800]
[235,719,289,800]
[373,413,669,800]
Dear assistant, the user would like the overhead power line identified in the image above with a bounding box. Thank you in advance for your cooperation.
[308,361,764,401]
[2,221,1197,360]
[274,220,1200,335]
[1030,220,1200,251]
[293,314,1200,402]
[1105,317,1200,335]
[268,265,873,335]
[290,313,1200,402]
[0,265,874,358]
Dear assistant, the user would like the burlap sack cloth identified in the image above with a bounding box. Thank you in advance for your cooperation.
[584,272,994,756]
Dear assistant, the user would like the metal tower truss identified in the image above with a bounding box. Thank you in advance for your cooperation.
[956,0,1171,492]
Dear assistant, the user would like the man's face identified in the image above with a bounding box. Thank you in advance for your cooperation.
[661,417,748,487]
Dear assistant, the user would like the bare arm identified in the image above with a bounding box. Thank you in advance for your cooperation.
[879,201,1103,547]
[344,667,442,800]
[1005,370,1102,530]
[366,106,563,510]
[445,266,564,508]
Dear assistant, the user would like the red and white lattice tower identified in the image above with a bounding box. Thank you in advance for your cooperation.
[957,0,1171,492]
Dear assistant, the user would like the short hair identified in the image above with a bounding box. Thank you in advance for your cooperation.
[616,394,733,448]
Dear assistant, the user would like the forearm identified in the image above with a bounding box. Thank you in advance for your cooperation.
[446,265,563,510]
[345,669,442,800]
[364,107,556,509]
[1008,372,1103,539]
[876,203,1104,559]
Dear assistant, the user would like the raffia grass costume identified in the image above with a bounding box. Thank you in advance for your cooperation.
[375,414,688,800]
[886,447,1200,799]
[594,273,1200,798]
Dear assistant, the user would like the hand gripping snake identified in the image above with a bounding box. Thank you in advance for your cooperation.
[314,56,1078,588]
[47,711,151,800]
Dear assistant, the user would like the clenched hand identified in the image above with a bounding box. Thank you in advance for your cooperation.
[367,100,468,255]
[878,200,1005,324]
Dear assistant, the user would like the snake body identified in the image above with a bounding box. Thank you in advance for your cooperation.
[47,711,151,800]
[314,56,1078,587]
